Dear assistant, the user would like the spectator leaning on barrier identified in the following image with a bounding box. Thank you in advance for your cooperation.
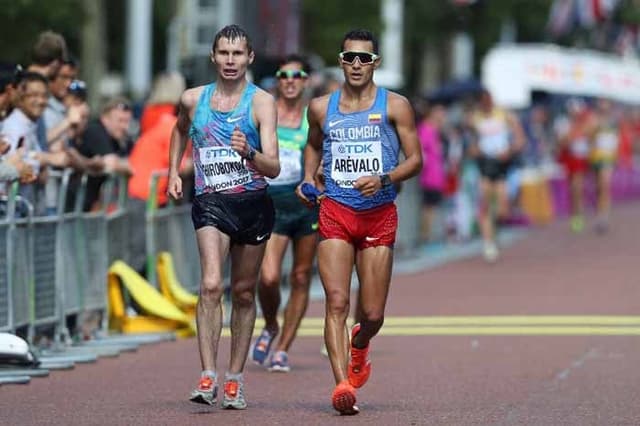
[27,30,69,153]
[42,59,91,214]
[76,96,133,211]
[2,72,48,158]
[0,141,36,184]
[1,72,51,205]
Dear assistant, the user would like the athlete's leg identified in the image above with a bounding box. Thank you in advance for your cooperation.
[227,242,267,374]
[477,177,495,243]
[570,172,585,217]
[420,204,437,242]
[319,239,355,384]
[494,179,510,221]
[195,226,231,372]
[275,232,318,352]
[257,234,290,335]
[352,246,393,347]
[596,165,613,227]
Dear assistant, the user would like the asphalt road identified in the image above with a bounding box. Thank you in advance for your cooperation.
[2,203,640,425]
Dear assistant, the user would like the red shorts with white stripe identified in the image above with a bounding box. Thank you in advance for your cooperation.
[318,197,397,250]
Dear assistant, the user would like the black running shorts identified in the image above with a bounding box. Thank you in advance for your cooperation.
[477,156,510,182]
[191,189,275,245]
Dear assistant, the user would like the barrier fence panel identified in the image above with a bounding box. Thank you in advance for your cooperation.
[50,170,84,340]
[1,182,37,339]
[146,172,201,291]
[0,188,12,332]
[105,175,130,267]
[75,175,109,314]
[10,206,33,335]
[0,183,33,331]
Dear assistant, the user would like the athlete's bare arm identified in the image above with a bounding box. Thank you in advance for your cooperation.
[353,92,421,196]
[506,111,526,157]
[167,87,201,200]
[242,89,279,178]
[296,95,328,204]
[385,93,422,181]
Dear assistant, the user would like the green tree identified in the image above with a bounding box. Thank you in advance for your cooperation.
[404,0,554,92]
[0,0,83,66]
[301,0,382,64]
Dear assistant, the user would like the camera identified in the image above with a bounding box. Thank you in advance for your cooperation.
[68,79,87,101]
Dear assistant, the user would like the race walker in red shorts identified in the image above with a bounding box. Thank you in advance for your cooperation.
[295,29,422,415]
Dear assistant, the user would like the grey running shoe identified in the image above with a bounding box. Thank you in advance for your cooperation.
[268,351,291,373]
[221,379,247,409]
[483,241,499,263]
[189,375,217,405]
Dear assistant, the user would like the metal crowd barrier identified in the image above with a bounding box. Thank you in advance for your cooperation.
[0,166,431,347]
[0,172,126,342]
[145,171,201,292]
[0,183,33,335]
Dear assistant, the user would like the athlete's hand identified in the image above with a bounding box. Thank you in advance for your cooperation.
[230,126,250,158]
[354,175,382,197]
[167,174,183,200]
[296,180,321,207]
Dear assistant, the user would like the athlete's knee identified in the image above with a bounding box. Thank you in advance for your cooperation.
[259,271,280,290]
[230,286,256,307]
[324,289,350,317]
[199,276,224,301]
[289,266,312,289]
[360,308,384,326]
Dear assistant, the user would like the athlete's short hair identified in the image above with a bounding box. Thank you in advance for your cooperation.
[212,24,253,54]
[277,54,311,75]
[31,31,68,66]
[341,29,379,54]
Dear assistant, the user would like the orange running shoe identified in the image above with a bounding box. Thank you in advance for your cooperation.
[189,375,217,405]
[331,380,359,415]
[348,323,371,388]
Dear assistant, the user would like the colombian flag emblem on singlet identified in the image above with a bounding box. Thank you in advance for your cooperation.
[368,113,382,124]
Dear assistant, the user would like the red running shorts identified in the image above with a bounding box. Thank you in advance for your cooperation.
[318,197,397,250]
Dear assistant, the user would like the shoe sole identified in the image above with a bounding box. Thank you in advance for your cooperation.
[221,401,247,410]
[189,393,217,406]
[268,364,290,373]
[332,388,358,415]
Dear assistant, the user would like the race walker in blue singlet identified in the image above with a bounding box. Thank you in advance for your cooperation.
[189,81,274,244]
[190,82,266,195]
[322,88,400,210]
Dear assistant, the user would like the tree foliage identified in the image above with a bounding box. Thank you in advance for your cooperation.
[0,0,83,66]
[301,0,382,65]
[301,0,554,92]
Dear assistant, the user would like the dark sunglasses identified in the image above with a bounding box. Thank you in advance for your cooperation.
[339,51,379,65]
[275,69,308,80]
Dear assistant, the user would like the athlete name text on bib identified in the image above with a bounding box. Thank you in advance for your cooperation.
[199,146,252,192]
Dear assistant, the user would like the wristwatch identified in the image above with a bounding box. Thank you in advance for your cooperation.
[245,146,256,161]
[379,173,392,187]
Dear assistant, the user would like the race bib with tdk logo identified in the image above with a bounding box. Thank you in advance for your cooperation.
[199,146,252,192]
[331,140,383,188]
